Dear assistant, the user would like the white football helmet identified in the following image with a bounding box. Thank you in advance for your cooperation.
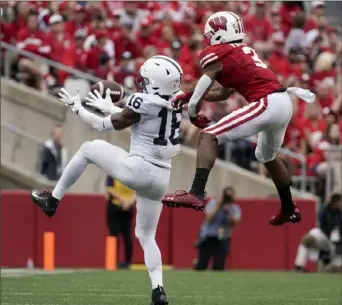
[204,11,246,46]
[136,55,183,96]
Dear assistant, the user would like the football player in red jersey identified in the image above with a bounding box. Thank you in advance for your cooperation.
[162,11,316,226]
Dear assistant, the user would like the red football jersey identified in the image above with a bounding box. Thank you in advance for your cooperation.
[199,43,282,103]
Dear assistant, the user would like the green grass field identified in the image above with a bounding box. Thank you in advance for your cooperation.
[1,269,341,305]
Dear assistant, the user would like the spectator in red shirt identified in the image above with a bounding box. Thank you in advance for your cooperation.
[170,40,195,76]
[84,30,109,72]
[113,24,141,63]
[270,7,285,34]
[282,114,307,175]
[88,14,105,35]
[136,19,159,51]
[46,15,70,63]
[316,80,335,109]
[107,10,123,41]
[0,21,14,44]
[64,4,88,38]
[279,1,304,37]
[113,51,136,85]
[16,11,51,91]
[83,14,108,53]
[244,2,273,52]
[155,25,176,56]
[173,8,197,41]
[267,32,291,78]
[94,52,112,80]
[9,1,31,41]
[58,29,87,85]
[284,116,306,155]
[300,103,327,151]
[304,1,326,32]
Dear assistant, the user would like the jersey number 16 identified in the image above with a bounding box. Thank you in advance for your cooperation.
[154,107,182,146]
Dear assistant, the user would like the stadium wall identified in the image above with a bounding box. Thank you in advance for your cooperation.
[1,191,316,270]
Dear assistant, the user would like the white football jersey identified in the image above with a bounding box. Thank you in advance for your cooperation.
[125,93,183,168]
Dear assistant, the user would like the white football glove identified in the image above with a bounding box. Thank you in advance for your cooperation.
[58,88,82,113]
[85,89,115,114]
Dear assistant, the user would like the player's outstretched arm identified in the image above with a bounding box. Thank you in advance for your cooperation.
[204,82,235,102]
[109,108,141,130]
[188,61,222,117]
[74,106,140,132]
[58,88,140,132]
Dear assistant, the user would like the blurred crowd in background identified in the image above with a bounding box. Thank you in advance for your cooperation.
[1,1,341,199]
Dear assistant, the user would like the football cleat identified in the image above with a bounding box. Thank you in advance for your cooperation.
[161,191,206,211]
[151,286,169,305]
[269,204,302,226]
[31,190,59,217]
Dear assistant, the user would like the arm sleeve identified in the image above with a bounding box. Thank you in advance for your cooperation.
[76,106,115,132]
[188,74,213,117]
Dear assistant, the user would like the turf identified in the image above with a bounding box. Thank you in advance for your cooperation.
[1,270,341,305]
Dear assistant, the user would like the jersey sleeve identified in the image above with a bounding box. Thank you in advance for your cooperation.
[199,46,220,70]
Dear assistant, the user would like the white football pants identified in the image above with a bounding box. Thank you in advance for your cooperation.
[52,139,170,289]
[203,91,293,163]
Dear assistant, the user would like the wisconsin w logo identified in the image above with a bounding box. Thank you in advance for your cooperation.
[209,16,227,32]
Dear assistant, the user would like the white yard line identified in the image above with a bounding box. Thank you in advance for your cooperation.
[3,292,332,302]
[1,269,98,278]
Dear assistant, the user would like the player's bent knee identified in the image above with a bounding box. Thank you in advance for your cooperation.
[135,227,155,241]
[302,234,316,248]
[79,141,93,152]
[80,140,105,153]
[255,148,276,164]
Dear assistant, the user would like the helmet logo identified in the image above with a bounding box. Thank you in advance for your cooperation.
[209,16,227,32]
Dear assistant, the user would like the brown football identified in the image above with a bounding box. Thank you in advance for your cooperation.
[91,80,125,104]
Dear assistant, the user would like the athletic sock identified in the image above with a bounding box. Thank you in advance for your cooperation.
[276,184,294,213]
[295,244,308,268]
[190,168,210,199]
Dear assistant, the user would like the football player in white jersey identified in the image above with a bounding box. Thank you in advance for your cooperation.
[31,55,183,305]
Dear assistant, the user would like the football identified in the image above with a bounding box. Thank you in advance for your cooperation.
[91,80,125,104]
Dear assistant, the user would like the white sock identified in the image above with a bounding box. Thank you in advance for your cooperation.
[139,237,163,289]
[295,244,309,267]
[52,150,88,200]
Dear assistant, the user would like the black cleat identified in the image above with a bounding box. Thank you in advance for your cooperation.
[31,190,59,217]
[151,286,169,305]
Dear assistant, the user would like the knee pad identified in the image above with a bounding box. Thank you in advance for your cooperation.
[255,147,277,164]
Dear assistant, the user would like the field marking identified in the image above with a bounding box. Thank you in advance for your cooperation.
[2,292,332,302]
[1,269,98,278]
